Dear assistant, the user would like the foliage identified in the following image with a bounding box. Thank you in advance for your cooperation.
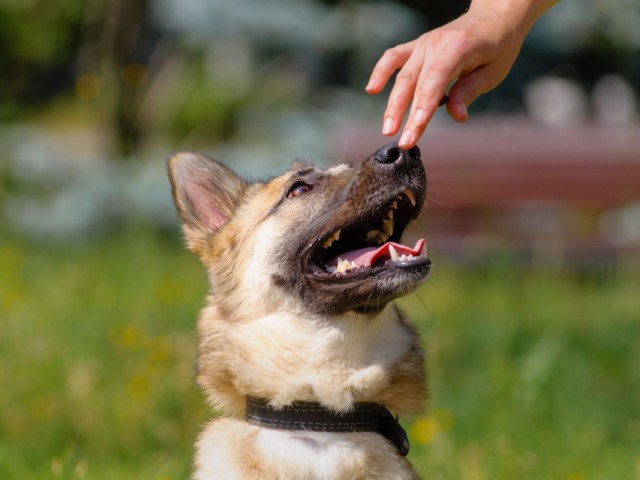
[0,126,176,242]
[0,0,638,159]
[1,230,639,479]
[0,0,84,119]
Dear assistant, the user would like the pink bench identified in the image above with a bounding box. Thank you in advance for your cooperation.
[336,122,640,260]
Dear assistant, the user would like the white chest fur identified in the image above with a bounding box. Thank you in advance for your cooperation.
[194,417,417,480]
[229,306,412,412]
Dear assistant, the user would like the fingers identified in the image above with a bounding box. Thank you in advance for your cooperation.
[445,96,469,123]
[382,53,424,136]
[398,46,469,148]
[368,5,530,148]
[446,62,507,122]
[365,42,414,95]
[369,33,467,143]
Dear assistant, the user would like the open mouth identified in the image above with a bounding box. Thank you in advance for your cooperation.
[307,189,428,279]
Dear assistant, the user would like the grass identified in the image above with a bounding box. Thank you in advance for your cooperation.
[1,230,639,479]
[401,263,640,480]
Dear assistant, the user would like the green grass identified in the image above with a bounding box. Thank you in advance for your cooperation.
[1,230,639,479]
[401,263,640,480]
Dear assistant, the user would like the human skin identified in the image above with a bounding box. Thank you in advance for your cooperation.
[366,0,560,149]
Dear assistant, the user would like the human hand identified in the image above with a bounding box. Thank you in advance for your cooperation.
[366,1,556,149]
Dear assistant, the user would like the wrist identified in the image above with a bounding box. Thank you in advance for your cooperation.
[468,0,558,34]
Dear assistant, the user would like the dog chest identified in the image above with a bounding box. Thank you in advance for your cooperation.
[228,308,414,410]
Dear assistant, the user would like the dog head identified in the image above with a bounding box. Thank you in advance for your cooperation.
[168,142,429,318]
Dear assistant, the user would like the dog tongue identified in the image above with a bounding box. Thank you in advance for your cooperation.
[326,239,426,267]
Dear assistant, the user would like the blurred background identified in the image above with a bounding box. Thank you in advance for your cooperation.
[1,0,639,479]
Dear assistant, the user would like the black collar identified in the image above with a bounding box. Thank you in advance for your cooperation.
[245,396,410,456]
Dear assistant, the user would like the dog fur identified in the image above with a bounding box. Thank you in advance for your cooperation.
[168,145,430,479]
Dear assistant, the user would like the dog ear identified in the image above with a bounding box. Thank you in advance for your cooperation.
[167,152,247,252]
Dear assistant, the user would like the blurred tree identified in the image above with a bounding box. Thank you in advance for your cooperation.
[395,0,469,28]
[320,0,469,28]
[0,0,637,159]
[77,0,161,157]
[149,0,426,145]
[0,0,162,157]
[0,0,84,119]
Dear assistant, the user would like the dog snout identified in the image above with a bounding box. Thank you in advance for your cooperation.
[373,142,421,167]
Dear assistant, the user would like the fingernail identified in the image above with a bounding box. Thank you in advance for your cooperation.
[365,78,377,92]
[453,100,468,122]
[460,102,468,121]
[414,108,426,126]
[382,117,394,135]
[399,129,414,148]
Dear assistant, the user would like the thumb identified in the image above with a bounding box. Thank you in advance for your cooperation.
[446,64,506,122]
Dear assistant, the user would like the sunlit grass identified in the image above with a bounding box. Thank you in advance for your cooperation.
[0,231,207,480]
[1,230,639,479]
[401,263,640,480]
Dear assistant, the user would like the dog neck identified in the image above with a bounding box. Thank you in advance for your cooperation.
[244,396,411,456]
[196,304,426,418]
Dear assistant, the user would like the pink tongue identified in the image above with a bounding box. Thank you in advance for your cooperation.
[326,239,426,267]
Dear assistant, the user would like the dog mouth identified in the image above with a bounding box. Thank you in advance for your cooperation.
[306,189,428,280]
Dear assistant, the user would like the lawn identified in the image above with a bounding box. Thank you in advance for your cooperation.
[1,230,639,480]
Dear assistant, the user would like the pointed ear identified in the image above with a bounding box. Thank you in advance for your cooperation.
[167,152,247,253]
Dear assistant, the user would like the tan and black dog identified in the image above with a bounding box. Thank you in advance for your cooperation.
[168,142,430,479]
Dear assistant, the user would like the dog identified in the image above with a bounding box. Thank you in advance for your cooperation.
[168,141,430,479]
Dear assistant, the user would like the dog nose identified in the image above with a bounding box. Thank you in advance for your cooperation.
[373,142,421,166]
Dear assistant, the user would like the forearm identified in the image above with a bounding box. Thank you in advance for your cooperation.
[468,0,560,34]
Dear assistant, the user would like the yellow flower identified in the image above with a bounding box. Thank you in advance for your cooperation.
[566,474,585,480]
[411,410,454,445]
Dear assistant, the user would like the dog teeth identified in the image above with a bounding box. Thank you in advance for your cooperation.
[335,258,346,273]
[404,189,416,206]
[321,229,341,249]
[326,241,427,274]
[331,257,360,274]
[389,243,428,264]
[382,218,394,236]
[395,189,416,205]
[391,200,398,210]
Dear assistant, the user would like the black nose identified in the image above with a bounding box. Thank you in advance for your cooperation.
[374,142,421,165]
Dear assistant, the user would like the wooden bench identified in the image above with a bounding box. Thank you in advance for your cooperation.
[336,121,640,263]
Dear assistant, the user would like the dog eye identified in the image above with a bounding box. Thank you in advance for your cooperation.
[287,182,313,198]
